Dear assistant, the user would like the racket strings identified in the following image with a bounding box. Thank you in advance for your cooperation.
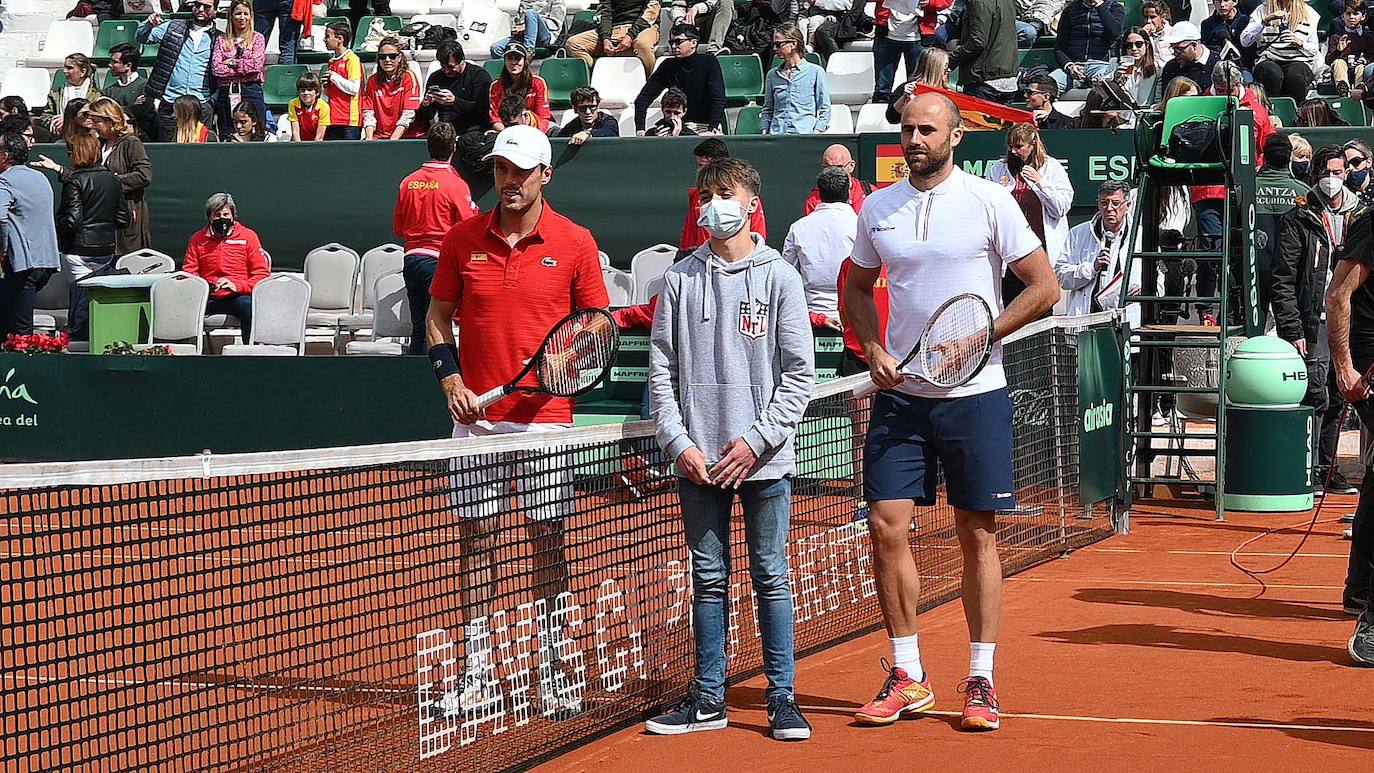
[536,311,618,397]
[919,298,993,387]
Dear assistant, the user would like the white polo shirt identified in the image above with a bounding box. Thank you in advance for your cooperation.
[851,166,1042,398]
[782,201,859,318]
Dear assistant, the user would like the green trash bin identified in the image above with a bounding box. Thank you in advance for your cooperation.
[1222,337,1314,512]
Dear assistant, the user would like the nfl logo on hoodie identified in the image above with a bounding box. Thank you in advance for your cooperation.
[738,300,769,339]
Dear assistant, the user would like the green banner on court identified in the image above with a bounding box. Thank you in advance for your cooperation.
[1077,326,1125,505]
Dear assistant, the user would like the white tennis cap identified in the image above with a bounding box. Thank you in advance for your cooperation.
[1163,21,1201,44]
[484,125,552,169]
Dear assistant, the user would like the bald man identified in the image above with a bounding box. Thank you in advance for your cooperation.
[842,93,1058,732]
[802,144,873,215]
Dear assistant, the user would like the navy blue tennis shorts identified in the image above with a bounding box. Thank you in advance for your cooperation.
[863,387,1016,512]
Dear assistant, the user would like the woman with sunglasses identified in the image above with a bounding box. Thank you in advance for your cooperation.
[363,38,421,140]
[211,0,267,140]
[1116,27,1161,111]
[1344,139,1374,204]
[761,23,831,134]
[488,43,553,132]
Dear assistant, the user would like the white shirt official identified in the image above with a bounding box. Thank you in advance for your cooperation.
[782,201,858,319]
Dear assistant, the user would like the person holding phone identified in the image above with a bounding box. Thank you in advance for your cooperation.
[415,40,494,136]
[984,121,1074,306]
[1241,0,1319,103]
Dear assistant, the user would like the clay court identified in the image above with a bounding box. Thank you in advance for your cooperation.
[546,500,1372,773]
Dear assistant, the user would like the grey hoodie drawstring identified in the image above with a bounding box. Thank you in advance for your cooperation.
[703,259,715,322]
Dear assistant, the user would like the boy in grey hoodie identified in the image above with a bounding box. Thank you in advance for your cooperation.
[643,158,816,741]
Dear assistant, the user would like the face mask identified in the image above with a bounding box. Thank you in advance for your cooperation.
[1348,168,1369,190]
[211,217,234,237]
[1290,160,1309,178]
[1006,152,1025,177]
[697,198,748,240]
[1317,176,1345,199]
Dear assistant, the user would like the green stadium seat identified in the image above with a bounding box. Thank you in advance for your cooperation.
[1018,47,1058,71]
[52,70,67,90]
[264,64,311,109]
[298,16,346,63]
[1325,96,1369,126]
[103,67,150,90]
[483,59,505,80]
[1145,95,1237,171]
[719,54,764,106]
[539,57,590,108]
[140,42,160,63]
[1268,96,1298,128]
[93,20,139,65]
[1122,0,1144,27]
[352,15,403,61]
[734,105,763,135]
[572,9,596,25]
[804,51,821,66]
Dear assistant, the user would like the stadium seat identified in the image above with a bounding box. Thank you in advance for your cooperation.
[733,105,763,134]
[855,102,898,133]
[540,58,590,108]
[825,51,876,105]
[603,266,634,307]
[353,15,404,60]
[630,244,675,304]
[823,105,855,134]
[93,20,140,65]
[141,42,161,63]
[1018,47,1058,71]
[599,250,610,266]
[389,0,433,17]
[1268,96,1298,127]
[345,271,411,355]
[264,64,310,109]
[298,16,347,63]
[591,58,648,110]
[0,68,54,109]
[483,58,505,79]
[719,54,764,105]
[224,274,312,355]
[115,249,175,275]
[619,106,660,135]
[135,272,208,355]
[339,244,405,335]
[456,3,511,59]
[497,0,519,11]
[32,258,73,332]
[28,20,96,68]
[1325,96,1369,126]
[303,244,362,350]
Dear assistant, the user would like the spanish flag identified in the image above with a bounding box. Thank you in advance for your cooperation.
[914,84,1034,132]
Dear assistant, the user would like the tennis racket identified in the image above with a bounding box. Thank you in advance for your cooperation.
[475,308,621,409]
[855,293,996,397]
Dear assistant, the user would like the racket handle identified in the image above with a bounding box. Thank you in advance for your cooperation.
[475,385,509,410]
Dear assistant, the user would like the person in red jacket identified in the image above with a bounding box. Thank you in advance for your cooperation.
[395,123,480,353]
[182,192,270,342]
[802,144,872,215]
[679,138,765,254]
[488,44,553,132]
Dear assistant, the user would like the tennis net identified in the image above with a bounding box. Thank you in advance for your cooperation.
[0,312,1119,773]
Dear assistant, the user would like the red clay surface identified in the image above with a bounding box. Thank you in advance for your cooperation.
[542,498,1373,773]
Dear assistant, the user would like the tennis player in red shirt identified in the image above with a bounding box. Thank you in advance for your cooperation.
[394,123,479,353]
[425,124,608,719]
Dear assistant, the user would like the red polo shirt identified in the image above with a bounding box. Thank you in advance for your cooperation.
[836,258,889,360]
[182,223,270,298]
[430,203,609,424]
[394,161,480,258]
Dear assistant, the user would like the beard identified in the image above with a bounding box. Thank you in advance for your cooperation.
[904,136,953,178]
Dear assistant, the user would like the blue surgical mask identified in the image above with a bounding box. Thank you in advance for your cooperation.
[1348,168,1369,190]
[1290,159,1309,178]
[697,198,749,240]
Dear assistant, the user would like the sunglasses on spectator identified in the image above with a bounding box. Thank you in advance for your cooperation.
[670,37,693,46]
[378,52,401,60]
[1170,42,1193,53]
[771,40,792,47]
[1125,40,1147,49]
[1349,155,1369,168]
[574,103,599,112]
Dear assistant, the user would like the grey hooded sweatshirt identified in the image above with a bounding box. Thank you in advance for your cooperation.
[649,235,816,481]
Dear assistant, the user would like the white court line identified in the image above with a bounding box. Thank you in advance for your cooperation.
[1007,577,1345,590]
[1094,548,1349,559]
[795,707,1374,735]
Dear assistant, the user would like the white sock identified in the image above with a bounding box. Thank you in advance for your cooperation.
[890,634,924,681]
[969,642,996,685]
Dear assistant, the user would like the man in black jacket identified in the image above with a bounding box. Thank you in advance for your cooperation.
[1159,22,1218,92]
[415,40,493,136]
[1026,75,1079,130]
[566,0,662,76]
[137,2,221,141]
[1200,0,1255,69]
[633,24,726,134]
[948,0,1020,103]
[1052,0,1125,91]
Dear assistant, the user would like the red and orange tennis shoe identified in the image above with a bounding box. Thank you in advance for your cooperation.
[957,676,1000,731]
[853,659,935,725]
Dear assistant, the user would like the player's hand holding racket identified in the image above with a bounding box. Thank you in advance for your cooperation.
[856,293,995,396]
[475,307,621,410]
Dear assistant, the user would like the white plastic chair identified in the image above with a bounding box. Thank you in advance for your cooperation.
[303,243,362,348]
[603,266,634,307]
[630,243,675,303]
[339,243,405,334]
[0,68,54,107]
[115,249,175,275]
[598,250,610,267]
[135,272,209,354]
[592,58,649,110]
[223,274,312,355]
[457,2,511,59]
[28,20,96,68]
[825,51,876,106]
[854,103,898,133]
[619,106,660,136]
[345,272,411,355]
[823,105,855,135]
[390,0,434,16]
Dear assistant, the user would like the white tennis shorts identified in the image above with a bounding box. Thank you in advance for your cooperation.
[450,420,576,521]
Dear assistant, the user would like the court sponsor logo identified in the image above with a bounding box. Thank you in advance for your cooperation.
[0,368,39,428]
[1082,399,1113,433]
[0,368,36,405]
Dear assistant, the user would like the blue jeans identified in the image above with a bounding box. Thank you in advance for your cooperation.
[490,10,553,57]
[207,293,254,342]
[402,253,437,355]
[254,0,301,65]
[1194,198,1223,316]
[872,32,921,103]
[1015,20,1038,47]
[678,477,796,704]
[1050,59,1115,92]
